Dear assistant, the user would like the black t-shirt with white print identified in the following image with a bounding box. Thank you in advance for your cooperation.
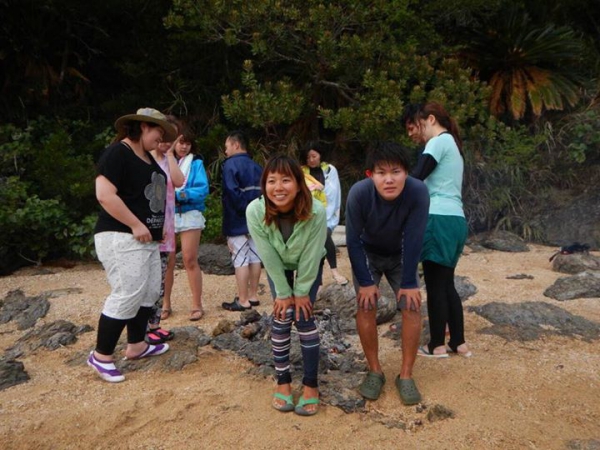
[94,141,167,241]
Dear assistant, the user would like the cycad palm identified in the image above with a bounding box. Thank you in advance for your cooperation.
[462,7,583,120]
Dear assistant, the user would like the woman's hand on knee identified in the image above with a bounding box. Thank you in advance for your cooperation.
[273,297,294,321]
[294,295,313,321]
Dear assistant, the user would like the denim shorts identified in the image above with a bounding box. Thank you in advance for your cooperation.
[174,210,206,233]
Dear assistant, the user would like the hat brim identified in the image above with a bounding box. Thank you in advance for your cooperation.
[115,114,178,142]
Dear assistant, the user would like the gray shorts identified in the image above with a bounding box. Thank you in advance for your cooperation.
[352,251,418,311]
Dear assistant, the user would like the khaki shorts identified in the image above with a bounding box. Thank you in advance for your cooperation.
[227,235,261,268]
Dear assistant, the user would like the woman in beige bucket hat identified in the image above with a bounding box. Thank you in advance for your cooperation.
[87,108,177,382]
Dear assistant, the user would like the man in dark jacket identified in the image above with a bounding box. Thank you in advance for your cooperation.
[221,130,264,311]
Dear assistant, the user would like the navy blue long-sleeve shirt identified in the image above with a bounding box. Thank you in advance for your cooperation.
[345,177,430,289]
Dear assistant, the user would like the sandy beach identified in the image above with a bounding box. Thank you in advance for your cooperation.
[0,244,599,450]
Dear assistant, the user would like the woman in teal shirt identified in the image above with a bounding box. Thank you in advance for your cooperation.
[246,155,327,416]
[406,102,472,358]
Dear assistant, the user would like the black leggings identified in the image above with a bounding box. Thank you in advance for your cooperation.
[325,228,337,270]
[423,260,465,353]
[95,306,153,355]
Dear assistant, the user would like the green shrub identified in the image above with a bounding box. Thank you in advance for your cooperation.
[0,117,102,264]
[202,192,225,244]
[0,193,71,264]
[65,214,97,259]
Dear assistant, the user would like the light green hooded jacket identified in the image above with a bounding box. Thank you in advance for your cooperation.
[246,196,327,298]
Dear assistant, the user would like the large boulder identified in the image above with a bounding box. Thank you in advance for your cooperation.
[472,230,530,252]
[551,253,600,274]
[176,243,235,275]
[532,189,600,250]
[543,271,600,301]
[314,283,397,333]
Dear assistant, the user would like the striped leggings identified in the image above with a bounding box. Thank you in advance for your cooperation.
[269,264,322,388]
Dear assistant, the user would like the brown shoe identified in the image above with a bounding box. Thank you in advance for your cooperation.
[189,309,204,321]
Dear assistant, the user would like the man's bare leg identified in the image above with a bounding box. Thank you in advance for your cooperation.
[399,309,421,378]
[356,308,382,373]
[247,262,262,303]
[234,265,252,308]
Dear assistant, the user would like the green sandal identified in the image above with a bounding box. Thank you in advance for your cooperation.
[272,393,295,412]
[358,372,386,400]
[294,396,320,416]
[395,376,422,405]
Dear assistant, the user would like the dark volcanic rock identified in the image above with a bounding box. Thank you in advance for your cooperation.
[475,230,530,252]
[551,253,600,275]
[5,320,92,359]
[566,439,600,450]
[532,189,600,250]
[212,319,236,337]
[468,301,599,342]
[506,273,534,280]
[455,276,477,301]
[314,283,397,333]
[241,322,262,339]
[119,326,212,372]
[239,309,262,325]
[210,308,369,412]
[68,326,212,373]
[43,288,84,298]
[368,411,406,429]
[426,404,455,422]
[543,271,600,301]
[0,358,30,391]
[0,290,50,329]
[319,371,366,413]
[194,243,234,275]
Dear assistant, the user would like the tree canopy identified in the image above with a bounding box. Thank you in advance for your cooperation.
[0,0,599,268]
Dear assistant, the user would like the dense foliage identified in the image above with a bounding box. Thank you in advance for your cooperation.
[0,0,599,270]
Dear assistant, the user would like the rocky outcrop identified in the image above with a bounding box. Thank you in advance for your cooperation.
[314,283,398,333]
[472,230,530,252]
[468,301,599,341]
[176,243,235,275]
[0,290,50,330]
[454,276,478,301]
[543,271,600,301]
[0,359,29,391]
[551,253,600,274]
[5,320,92,359]
[532,189,600,250]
